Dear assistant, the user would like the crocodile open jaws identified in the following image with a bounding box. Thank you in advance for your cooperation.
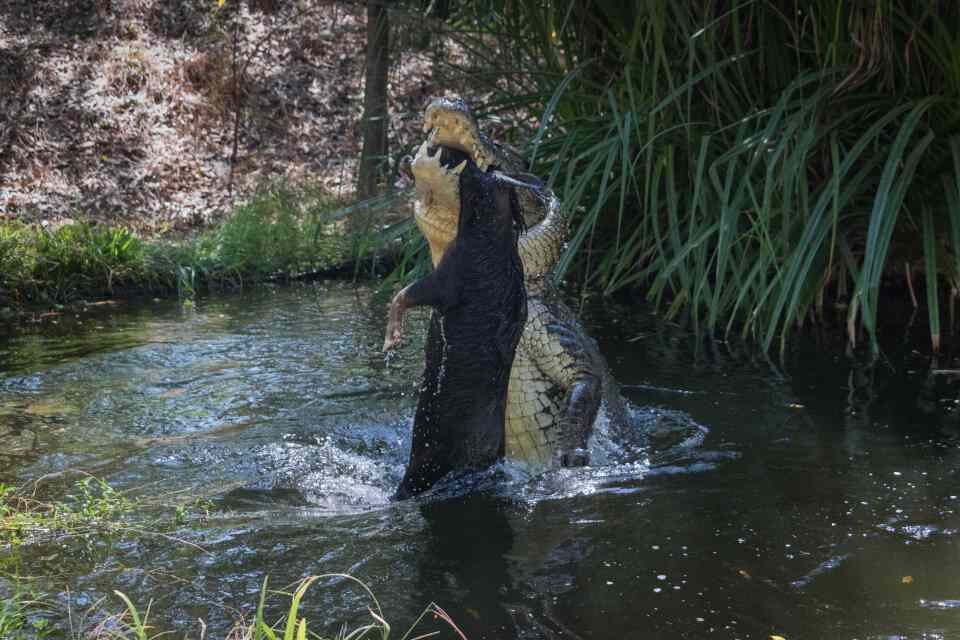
[405,96,627,469]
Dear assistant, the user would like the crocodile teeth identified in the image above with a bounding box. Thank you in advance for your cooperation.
[417,139,430,158]
[451,160,467,175]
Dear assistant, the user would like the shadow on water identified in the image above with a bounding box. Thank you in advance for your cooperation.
[1,282,959,638]
[415,495,517,639]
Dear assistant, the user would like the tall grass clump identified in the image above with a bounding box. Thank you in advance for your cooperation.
[0,184,352,308]
[0,225,38,300]
[151,183,353,291]
[212,186,347,282]
[440,0,960,353]
[0,222,150,303]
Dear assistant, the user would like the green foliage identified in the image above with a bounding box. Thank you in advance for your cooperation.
[0,581,52,640]
[329,190,423,284]
[211,185,350,282]
[1,478,135,547]
[0,184,351,309]
[102,574,467,640]
[0,225,37,302]
[0,222,149,303]
[96,591,160,640]
[32,225,148,300]
[368,217,430,295]
[448,0,960,352]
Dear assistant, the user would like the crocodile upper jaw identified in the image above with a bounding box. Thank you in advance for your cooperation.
[423,99,497,172]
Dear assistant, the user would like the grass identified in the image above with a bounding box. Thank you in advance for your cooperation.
[0,572,466,640]
[0,183,355,312]
[427,0,960,354]
[89,574,467,640]
[0,581,53,639]
[0,476,213,550]
[0,478,135,547]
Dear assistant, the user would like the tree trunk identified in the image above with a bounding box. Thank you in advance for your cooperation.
[356,0,390,208]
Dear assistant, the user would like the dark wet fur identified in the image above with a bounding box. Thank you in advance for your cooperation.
[394,148,527,499]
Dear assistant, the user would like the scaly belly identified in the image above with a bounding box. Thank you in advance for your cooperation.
[414,204,457,267]
[505,340,564,467]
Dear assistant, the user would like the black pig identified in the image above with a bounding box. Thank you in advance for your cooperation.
[384,146,527,499]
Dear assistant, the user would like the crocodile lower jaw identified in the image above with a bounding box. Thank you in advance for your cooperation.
[414,204,457,267]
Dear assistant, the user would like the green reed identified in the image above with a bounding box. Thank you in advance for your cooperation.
[91,575,465,640]
[436,0,960,353]
[0,582,52,640]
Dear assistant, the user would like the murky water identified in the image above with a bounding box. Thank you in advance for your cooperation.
[1,282,959,639]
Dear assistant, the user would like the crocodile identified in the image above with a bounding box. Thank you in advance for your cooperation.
[404,96,626,469]
[385,145,527,499]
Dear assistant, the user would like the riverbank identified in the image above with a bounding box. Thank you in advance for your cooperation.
[0,183,413,318]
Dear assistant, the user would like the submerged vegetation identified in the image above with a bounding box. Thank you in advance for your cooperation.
[0,477,158,548]
[1,476,462,638]
[2,479,462,638]
[0,185,353,311]
[0,582,52,639]
[440,0,960,353]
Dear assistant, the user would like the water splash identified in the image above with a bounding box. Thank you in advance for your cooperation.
[435,314,448,395]
[920,600,960,610]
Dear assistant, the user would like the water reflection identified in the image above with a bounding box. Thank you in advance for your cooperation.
[416,495,517,639]
[0,283,959,638]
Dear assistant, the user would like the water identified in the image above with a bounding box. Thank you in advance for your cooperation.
[1,282,959,639]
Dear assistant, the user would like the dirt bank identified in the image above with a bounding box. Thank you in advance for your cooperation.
[0,0,459,233]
